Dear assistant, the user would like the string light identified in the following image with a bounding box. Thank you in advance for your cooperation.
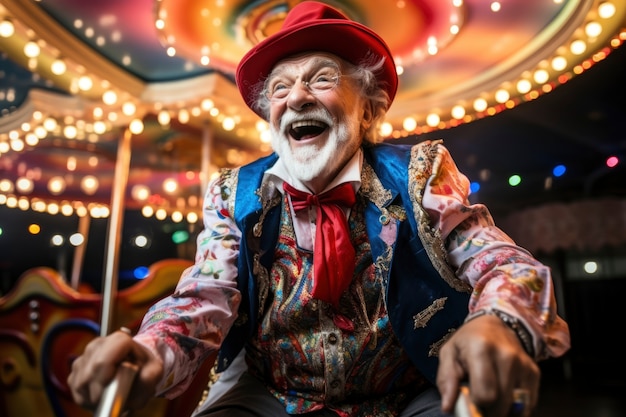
[0,18,15,37]
[606,156,619,168]
[508,175,522,187]
[553,165,567,177]
[0,0,622,232]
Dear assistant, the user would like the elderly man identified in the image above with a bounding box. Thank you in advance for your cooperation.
[67,2,570,417]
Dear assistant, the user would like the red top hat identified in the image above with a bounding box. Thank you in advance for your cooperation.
[236,1,398,119]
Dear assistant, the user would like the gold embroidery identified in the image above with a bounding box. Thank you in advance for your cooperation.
[409,141,471,293]
[413,297,447,329]
[251,180,281,314]
[253,252,270,317]
[374,246,393,279]
[387,204,407,221]
[360,161,394,302]
[253,179,282,237]
[225,168,280,318]
[225,169,238,216]
[221,167,238,219]
[360,162,393,208]
[428,328,456,357]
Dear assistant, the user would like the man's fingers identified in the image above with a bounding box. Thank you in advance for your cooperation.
[437,341,467,413]
[67,332,139,410]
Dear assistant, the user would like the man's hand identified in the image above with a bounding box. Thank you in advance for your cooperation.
[67,329,163,412]
[437,314,540,417]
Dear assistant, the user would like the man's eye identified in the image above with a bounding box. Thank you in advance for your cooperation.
[311,73,338,89]
[315,71,338,82]
[272,82,289,92]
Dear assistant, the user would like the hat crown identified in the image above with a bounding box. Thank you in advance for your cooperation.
[282,2,349,29]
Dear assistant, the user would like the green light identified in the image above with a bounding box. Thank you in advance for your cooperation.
[172,230,189,244]
[508,175,522,186]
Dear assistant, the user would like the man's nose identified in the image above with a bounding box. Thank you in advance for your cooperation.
[287,80,316,109]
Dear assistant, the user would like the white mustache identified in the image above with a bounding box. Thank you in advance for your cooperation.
[279,108,334,133]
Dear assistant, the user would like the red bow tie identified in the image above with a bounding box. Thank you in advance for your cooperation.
[283,182,356,308]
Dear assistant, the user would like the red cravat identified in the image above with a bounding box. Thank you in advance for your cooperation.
[283,181,356,308]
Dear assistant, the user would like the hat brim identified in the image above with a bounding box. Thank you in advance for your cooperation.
[236,18,397,119]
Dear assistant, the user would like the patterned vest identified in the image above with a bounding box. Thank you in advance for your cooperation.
[216,141,471,384]
[244,192,425,413]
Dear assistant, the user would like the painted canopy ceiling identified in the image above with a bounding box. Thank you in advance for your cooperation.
[0,0,625,219]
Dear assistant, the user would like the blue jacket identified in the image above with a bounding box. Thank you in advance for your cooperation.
[215,141,471,384]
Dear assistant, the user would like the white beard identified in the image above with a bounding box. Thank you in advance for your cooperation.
[271,106,361,184]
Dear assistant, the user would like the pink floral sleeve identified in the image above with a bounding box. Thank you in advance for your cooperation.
[133,173,242,398]
[421,143,570,360]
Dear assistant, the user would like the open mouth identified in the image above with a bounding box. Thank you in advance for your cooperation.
[289,120,328,140]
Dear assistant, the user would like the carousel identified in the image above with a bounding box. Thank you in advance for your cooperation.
[0,1,625,416]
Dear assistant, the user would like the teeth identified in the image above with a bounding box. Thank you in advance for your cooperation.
[291,120,325,129]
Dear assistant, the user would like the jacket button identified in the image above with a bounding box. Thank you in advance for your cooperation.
[379,214,390,225]
[328,333,338,344]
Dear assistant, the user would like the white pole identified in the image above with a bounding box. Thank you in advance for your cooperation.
[99,127,132,337]
[201,120,212,196]
[69,214,91,290]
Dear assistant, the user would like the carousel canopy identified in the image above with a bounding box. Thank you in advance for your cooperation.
[0,0,624,216]
[0,1,625,282]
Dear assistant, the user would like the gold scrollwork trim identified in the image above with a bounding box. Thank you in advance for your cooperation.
[409,142,471,293]
[428,328,457,357]
[413,297,447,329]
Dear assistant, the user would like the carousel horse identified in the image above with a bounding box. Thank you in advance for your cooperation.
[0,259,216,417]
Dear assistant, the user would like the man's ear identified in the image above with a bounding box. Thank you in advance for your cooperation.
[361,101,374,130]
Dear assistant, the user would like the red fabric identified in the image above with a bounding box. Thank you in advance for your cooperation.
[283,182,356,308]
